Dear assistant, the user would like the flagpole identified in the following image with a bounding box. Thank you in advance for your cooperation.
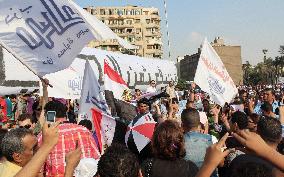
[0,42,53,87]
[163,0,171,60]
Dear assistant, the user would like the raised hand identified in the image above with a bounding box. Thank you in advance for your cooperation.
[42,121,60,149]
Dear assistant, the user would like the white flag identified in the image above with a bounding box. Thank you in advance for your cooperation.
[0,0,96,76]
[79,60,110,122]
[91,107,117,153]
[194,38,238,106]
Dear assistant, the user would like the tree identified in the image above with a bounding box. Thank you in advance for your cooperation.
[176,79,187,90]
[279,45,284,55]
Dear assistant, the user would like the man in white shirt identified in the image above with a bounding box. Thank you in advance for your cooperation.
[146,80,157,93]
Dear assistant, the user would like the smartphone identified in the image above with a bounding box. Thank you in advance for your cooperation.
[46,111,56,122]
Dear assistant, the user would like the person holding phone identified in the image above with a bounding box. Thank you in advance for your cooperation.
[38,100,100,177]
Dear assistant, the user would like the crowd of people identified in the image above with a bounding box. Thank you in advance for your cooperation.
[1,79,284,177]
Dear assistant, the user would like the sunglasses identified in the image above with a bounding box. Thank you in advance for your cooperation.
[19,124,32,129]
[151,83,156,85]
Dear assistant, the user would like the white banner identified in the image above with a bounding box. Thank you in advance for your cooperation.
[0,0,95,76]
[1,46,177,97]
[194,38,237,106]
[43,48,178,99]
[0,47,39,95]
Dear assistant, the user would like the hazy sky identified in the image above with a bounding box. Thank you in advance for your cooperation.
[75,0,284,65]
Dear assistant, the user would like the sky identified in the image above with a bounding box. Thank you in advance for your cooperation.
[75,0,284,65]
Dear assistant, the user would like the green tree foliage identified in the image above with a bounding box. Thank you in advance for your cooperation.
[176,79,187,90]
[243,46,284,85]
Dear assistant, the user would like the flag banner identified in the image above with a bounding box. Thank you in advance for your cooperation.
[194,38,238,106]
[125,113,156,153]
[104,59,129,100]
[79,60,110,122]
[92,107,127,153]
[0,0,94,76]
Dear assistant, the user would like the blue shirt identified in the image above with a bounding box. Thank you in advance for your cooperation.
[254,101,279,115]
[5,98,12,118]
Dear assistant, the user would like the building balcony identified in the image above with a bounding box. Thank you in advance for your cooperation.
[144,31,161,37]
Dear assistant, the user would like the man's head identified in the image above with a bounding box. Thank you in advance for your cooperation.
[44,100,68,122]
[186,100,195,109]
[169,81,174,87]
[257,116,282,148]
[247,113,260,132]
[18,113,35,130]
[171,98,179,114]
[78,119,93,131]
[9,94,17,103]
[1,128,37,167]
[263,88,275,104]
[230,111,248,132]
[260,101,273,117]
[202,99,210,112]
[96,143,141,177]
[22,94,31,101]
[231,162,273,177]
[0,129,8,160]
[181,108,200,132]
[134,89,141,96]
[150,80,156,87]
[137,98,149,114]
[239,90,248,103]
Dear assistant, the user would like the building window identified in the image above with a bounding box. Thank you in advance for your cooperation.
[126,28,133,33]
[135,10,141,15]
[135,19,140,23]
[136,37,141,41]
[144,11,149,15]
[100,9,105,15]
[146,19,150,24]
[126,20,132,25]
[136,28,141,33]
[109,9,114,15]
[147,45,152,49]
[128,37,135,43]
[118,10,123,16]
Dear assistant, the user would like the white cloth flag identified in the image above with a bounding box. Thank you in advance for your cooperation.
[194,38,238,106]
[0,0,97,76]
[79,60,110,122]
[91,107,117,153]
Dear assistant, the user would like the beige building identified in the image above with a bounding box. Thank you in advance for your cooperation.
[180,37,243,85]
[84,5,163,58]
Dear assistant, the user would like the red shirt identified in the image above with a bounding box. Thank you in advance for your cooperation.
[0,98,7,123]
[38,123,100,177]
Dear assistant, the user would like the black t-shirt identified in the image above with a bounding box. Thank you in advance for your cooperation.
[141,158,198,177]
[229,154,273,176]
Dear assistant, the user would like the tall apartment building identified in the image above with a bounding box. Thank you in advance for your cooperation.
[179,37,243,84]
[84,5,163,58]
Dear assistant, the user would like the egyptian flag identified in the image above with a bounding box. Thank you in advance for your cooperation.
[91,107,127,153]
[104,60,128,100]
